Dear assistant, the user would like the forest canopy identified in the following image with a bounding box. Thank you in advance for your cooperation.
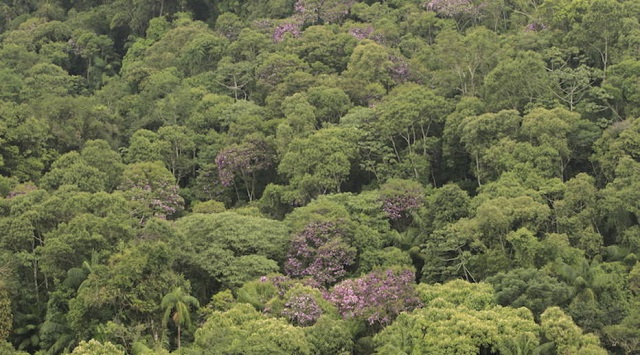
[1,0,640,353]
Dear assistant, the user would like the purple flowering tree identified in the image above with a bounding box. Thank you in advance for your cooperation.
[215,137,274,201]
[249,277,332,326]
[379,179,424,231]
[273,22,301,43]
[348,26,374,41]
[389,55,410,83]
[118,161,184,223]
[285,221,356,287]
[328,269,421,327]
[281,292,323,326]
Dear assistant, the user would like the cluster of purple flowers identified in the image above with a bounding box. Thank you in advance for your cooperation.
[281,293,323,326]
[285,221,356,286]
[124,178,184,221]
[349,26,374,40]
[328,269,421,326]
[273,22,301,43]
[525,22,547,32]
[215,140,272,187]
[257,268,420,328]
[382,195,422,220]
[294,0,306,14]
[390,56,410,82]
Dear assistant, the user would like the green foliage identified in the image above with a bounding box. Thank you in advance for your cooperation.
[376,280,539,354]
[71,339,124,355]
[191,200,226,214]
[0,282,12,342]
[540,307,607,354]
[416,279,496,311]
[487,268,574,318]
[193,303,312,354]
[174,212,289,290]
[0,0,638,353]
[278,127,360,203]
[304,316,353,355]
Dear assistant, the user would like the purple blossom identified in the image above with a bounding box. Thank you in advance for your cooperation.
[525,22,546,32]
[215,138,273,200]
[284,221,356,286]
[382,195,421,220]
[294,0,305,14]
[119,166,184,222]
[390,55,410,83]
[273,22,301,43]
[282,293,322,326]
[328,269,421,326]
[349,26,374,40]
[379,179,424,220]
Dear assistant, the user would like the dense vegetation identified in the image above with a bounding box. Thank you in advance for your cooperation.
[1,0,640,353]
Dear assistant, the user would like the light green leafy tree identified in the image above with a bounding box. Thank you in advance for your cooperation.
[71,339,124,355]
[540,306,607,355]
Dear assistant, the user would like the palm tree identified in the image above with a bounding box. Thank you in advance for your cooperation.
[161,287,199,349]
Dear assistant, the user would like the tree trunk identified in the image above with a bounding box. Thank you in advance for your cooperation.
[177,324,181,349]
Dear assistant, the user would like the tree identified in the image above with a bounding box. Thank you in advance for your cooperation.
[157,125,196,183]
[328,269,420,328]
[304,316,353,355]
[375,280,541,354]
[540,307,607,354]
[284,221,356,287]
[39,152,108,193]
[292,26,356,74]
[425,0,486,31]
[487,268,574,318]
[459,110,521,185]
[593,117,640,182]
[483,52,552,111]
[429,27,501,96]
[124,130,168,164]
[278,127,360,204]
[216,135,275,202]
[174,212,289,292]
[520,107,592,180]
[70,339,124,355]
[603,60,640,119]
[379,179,425,225]
[368,84,451,184]
[0,102,53,181]
[68,239,189,349]
[420,218,482,283]
[117,162,184,223]
[566,0,623,73]
[343,41,394,91]
[193,303,312,354]
[80,140,125,192]
[306,86,352,125]
[161,287,199,350]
